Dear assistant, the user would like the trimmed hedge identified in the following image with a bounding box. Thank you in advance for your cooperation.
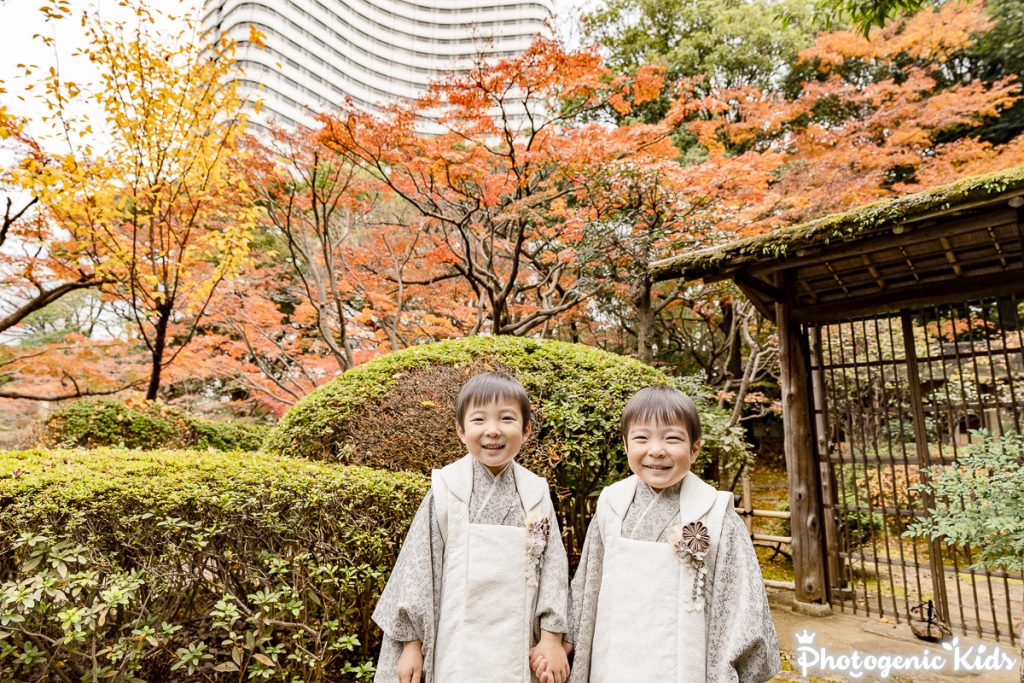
[264,336,751,559]
[0,448,428,681]
[40,398,269,451]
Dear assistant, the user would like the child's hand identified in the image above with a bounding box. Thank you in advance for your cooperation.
[532,631,570,683]
[529,647,548,680]
[530,640,573,682]
[397,639,423,683]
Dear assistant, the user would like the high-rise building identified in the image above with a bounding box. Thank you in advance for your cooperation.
[201,0,554,130]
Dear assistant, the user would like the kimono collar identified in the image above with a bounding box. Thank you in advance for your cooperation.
[605,472,718,524]
[437,453,547,514]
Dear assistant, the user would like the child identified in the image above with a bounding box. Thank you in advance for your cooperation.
[373,371,571,683]
[533,385,780,683]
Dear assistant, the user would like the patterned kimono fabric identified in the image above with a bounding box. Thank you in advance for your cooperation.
[568,473,781,683]
[373,456,568,683]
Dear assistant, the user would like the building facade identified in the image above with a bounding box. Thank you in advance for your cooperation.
[201,0,554,130]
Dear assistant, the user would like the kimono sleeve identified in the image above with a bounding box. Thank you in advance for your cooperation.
[535,503,570,634]
[705,510,781,683]
[565,515,604,683]
[372,490,443,683]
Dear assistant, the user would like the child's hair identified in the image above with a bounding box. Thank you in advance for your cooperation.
[620,385,702,443]
[455,371,532,428]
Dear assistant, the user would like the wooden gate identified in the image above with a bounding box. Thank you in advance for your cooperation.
[810,295,1023,644]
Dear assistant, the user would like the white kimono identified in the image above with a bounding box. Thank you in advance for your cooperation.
[372,455,569,683]
[568,473,780,683]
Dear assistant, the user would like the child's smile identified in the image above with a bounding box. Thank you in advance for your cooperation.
[624,419,700,492]
[457,399,530,475]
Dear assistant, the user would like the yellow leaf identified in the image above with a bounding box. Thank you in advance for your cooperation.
[252,653,275,667]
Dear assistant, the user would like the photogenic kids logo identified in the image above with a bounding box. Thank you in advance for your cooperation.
[794,630,1018,679]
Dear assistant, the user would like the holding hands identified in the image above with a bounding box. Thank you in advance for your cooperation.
[529,631,572,683]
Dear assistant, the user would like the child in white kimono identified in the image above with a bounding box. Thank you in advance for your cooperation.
[533,386,780,683]
[373,371,571,683]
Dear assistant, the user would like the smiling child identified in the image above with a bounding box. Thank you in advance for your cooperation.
[373,371,571,683]
[534,385,780,683]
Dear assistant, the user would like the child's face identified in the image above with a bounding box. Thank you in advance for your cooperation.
[457,398,530,475]
[624,418,701,492]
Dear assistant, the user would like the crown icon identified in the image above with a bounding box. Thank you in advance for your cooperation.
[795,630,816,646]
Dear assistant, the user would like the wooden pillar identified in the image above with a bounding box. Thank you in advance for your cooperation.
[901,311,951,623]
[810,325,840,600]
[776,271,828,604]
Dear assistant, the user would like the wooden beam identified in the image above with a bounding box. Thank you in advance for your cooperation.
[797,247,1023,298]
[939,237,962,277]
[735,271,784,302]
[749,209,1017,278]
[861,252,887,290]
[776,271,828,605]
[987,226,1008,270]
[797,277,820,305]
[735,279,776,322]
[900,246,921,283]
[792,270,1024,324]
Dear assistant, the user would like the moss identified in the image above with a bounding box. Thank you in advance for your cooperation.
[652,164,1024,282]
[40,398,269,451]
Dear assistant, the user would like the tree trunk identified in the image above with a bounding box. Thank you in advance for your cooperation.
[491,294,505,335]
[633,277,654,364]
[1018,597,1022,683]
[145,305,172,400]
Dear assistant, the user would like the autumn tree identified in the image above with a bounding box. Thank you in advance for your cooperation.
[0,107,142,404]
[247,127,381,373]
[0,111,107,336]
[581,0,820,141]
[12,1,259,400]
[688,0,1024,237]
[320,40,670,337]
[192,127,474,414]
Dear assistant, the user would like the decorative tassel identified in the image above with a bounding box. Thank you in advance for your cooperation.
[669,521,710,611]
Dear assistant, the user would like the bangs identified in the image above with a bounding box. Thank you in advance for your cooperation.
[620,386,702,442]
[456,371,532,426]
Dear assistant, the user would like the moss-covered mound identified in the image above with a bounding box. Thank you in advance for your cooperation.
[40,397,268,451]
[0,448,428,681]
[265,336,749,555]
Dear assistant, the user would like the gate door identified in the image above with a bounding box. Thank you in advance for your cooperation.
[811,295,1022,644]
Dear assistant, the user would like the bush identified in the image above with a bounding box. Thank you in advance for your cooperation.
[40,398,269,451]
[0,448,428,681]
[264,335,751,560]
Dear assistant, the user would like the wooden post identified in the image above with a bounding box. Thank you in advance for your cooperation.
[810,325,840,600]
[776,271,829,605]
[742,476,753,535]
[901,311,951,623]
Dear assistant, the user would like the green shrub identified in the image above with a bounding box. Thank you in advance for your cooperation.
[264,335,751,560]
[0,448,428,682]
[40,398,269,451]
[907,429,1024,571]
